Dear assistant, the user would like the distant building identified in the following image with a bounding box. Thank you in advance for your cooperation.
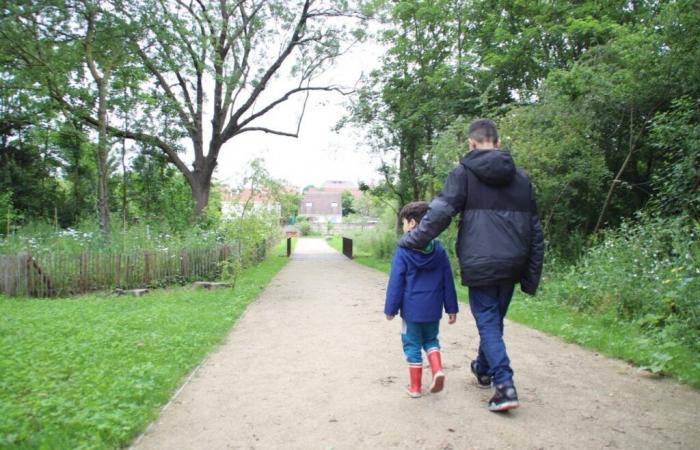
[298,191,342,223]
[308,180,363,199]
[221,188,281,218]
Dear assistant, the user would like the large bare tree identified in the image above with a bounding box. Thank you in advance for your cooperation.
[112,0,364,216]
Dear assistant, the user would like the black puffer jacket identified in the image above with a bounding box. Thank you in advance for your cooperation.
[398,149,545,295]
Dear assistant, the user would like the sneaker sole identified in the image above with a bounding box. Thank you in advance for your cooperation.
[488,401,519,412]
[430,372,445,393]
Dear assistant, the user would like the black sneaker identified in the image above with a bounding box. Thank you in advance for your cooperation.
[470,360,492,389]
[488,384,519,412]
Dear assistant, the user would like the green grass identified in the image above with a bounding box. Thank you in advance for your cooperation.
[327,236,391,273]
[325,240,700,389]
[507,293,700,388]
[0,241,290,450]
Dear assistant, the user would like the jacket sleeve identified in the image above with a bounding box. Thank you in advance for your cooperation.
[398,164,468,249]
[384,249,406,316]
[520,189,545,295]
[441,251,459,314]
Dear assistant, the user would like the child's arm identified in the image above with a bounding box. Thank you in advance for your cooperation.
[384,249,406,320]
[441,251,459,324]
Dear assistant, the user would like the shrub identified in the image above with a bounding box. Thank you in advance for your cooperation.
[545,215,699,350]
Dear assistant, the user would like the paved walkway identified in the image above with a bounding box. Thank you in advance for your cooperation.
[131,238,700,449]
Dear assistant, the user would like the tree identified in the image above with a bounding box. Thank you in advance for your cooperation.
[457,0,655,106]
[341,190,355,216]
[109,0,365,217]
[648,98,700,221]
[3,0,365,222]
[349,0,479,231]
[2,0,138,233]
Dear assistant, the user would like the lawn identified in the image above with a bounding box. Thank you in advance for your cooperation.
[0,241,290,450]
[326,238,700,388]
[326,236,391,273]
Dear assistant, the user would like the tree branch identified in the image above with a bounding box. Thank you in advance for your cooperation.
[235,85,352,133]
[133,45,197,139]
[224,0,313,138]
[234,126,299,137]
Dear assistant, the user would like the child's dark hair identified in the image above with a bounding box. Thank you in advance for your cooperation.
[468,118,499,145]
[400,201,430,224]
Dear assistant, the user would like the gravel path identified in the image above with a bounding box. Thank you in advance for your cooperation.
[131,238,700,450]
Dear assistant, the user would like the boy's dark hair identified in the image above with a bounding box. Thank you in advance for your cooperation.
[469,118,499,145]
[400,201,430,224]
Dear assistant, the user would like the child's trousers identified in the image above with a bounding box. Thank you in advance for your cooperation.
[401,320,440,364]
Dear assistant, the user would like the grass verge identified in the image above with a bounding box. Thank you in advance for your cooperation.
[326,236,391,273]
[0,240,290,450]
[325,239,700,388]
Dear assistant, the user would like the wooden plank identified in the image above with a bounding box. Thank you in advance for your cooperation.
[193,281,231,289]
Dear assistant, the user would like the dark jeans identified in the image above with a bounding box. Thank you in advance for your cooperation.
[469,284,515,386]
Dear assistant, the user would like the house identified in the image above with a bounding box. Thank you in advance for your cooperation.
[308,180,363,199]
[298,191,342,223]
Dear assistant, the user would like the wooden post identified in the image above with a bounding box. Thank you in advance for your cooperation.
[287,237,292,257]
[26,254,34,296]
[144,252,151,285]
[79,252,87,293]
[342,237,353,259]
[180,250,188,279]
[115,254,121,287]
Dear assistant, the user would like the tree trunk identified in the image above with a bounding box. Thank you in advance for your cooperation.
[190,166,213,219]
[593,108,635,235]
[96,79,111,235]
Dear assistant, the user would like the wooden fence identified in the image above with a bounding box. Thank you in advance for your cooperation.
[0,239,270,298]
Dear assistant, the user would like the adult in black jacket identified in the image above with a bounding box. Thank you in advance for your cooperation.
[398,119,544,412]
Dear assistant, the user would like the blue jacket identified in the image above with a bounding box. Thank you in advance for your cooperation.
[384,240,459,322]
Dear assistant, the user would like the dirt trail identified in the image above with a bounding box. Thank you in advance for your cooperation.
[131,238,699,450]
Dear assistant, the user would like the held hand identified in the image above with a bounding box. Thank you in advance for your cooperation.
[386,315,395,321]
[448,314,457,324]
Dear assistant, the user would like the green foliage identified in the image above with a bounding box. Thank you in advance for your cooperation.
[498,98,610,258]
[347,0,480,212]
[341,191,356,217]
[219,258,243,289]
[0,240,289,449]
[542,215,699,353]
[0,192,20,236]
[297,218,312,237]
[648,98,700,220]
[127,149,194,231]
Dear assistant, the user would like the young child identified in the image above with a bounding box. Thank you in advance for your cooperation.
[384,201,459,398]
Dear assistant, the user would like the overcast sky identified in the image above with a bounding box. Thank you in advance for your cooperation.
[201,35,386,191]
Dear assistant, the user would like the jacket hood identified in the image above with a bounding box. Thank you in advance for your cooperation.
[461,149,516,186]
[402,240,444,269]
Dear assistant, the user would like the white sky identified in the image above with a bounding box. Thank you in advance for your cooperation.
[203,36,386,191]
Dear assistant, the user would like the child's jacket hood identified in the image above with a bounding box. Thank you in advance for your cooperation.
[401,240,441,270]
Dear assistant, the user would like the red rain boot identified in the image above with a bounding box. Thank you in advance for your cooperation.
[427,349,445,393]
[407,364,422,398]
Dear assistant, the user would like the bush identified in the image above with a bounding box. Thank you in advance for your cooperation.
[298,220,312,236]
[543,215,699,351]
